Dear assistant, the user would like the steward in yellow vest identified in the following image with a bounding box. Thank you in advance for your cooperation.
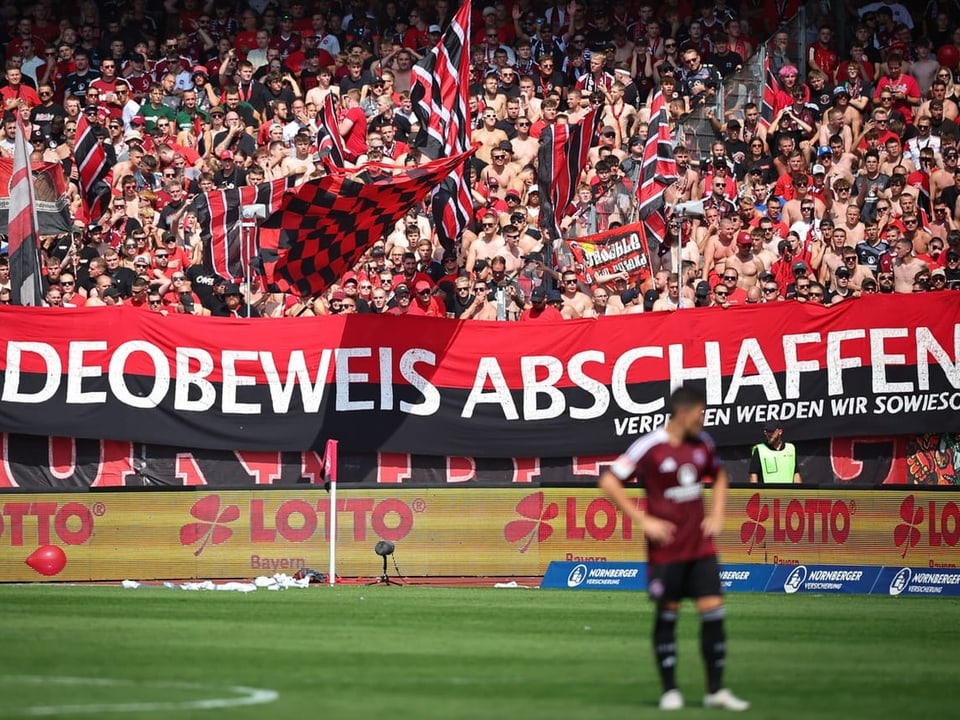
[748,422,802,484]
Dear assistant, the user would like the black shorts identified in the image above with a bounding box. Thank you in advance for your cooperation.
[647,555,723,603]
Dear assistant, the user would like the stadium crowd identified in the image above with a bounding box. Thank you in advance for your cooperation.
[2,0,960,318]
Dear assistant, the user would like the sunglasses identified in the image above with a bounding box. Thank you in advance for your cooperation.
[714,290,729,297]
[154,253,169,258]
[602,132,616,138]
[722,275,737,281]
[563,279,578,284]
[482,223,496,229]
[457,286,470,291]
[61,280,75,286]
[172,276,185,281]
[418,290,431,296]
[796,283,810,290]
[762,286,778,293]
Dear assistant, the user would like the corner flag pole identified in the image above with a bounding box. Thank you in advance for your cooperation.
[324,439,339,586]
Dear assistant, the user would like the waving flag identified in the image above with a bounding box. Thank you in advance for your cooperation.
[8,116,43,306]
[409,0,473,249]
[193,177,292,280]
[74,114,112,223]
[760,56,777,130]
[264,150,474,298]
[638,90,678,248]
[316,92,345,169]
[537,108,600,238]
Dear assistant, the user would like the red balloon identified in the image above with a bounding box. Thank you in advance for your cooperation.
[25,545,67,576]
[937,44,960,70]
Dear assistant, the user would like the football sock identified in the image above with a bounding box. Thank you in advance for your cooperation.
[700,606,726,694]
[653,608,679,692]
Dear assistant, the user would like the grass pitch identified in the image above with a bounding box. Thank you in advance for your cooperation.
[0,585,956,719]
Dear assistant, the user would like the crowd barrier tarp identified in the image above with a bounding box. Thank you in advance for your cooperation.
[0,296,958,458]
[2,487,958,582]
[0,432,957,488]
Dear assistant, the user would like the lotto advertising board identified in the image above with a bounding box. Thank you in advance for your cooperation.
[1,488,958,582]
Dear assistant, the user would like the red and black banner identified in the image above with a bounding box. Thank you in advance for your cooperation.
[0,432,955,488]
[568,221,652,287]
[0,295,958,457]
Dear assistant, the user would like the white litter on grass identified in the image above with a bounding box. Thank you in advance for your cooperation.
[493,581,534,589]
[122,574,308,593]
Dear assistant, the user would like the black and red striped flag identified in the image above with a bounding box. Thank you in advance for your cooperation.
[74,114,111,223]
[316,92,345,169]
[638,90,678,247]
[537,107,600,238]
[409,0,473,249]
[264,150,474,298]
[193,177,291,280]
[760,56,777,131]
[8,116,43,306]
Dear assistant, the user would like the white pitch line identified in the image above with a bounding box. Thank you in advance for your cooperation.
[0,676,278,716]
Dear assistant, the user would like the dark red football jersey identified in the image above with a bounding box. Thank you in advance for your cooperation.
[611,428,721,564]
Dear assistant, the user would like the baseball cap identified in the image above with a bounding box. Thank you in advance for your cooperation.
[946,248,960,259]
[778,240,791,254]
[748,163,764,174]
[208,105,225,115]
[792,261,809,274]
[601,124,617,134]
[835,266,850,278]
[482,6,496,16]
[628,135,643,147]
[192,65,208,76]
[342,272,358,285]
[694,280,711,297]
[643,289,659,309]
[530,286,547,302]
[620,288,640,304]
[219,150,234,160]
[414,279,432,293]
[736,231,753,245]
[428,24,442,33]
[371,246,386,257]
[762,420,782,432]
[497,140,513,152]
[331,290,346,301]
[817,145,833,156]
[833,86,850,96]
[812,164,826,175]
[86,223,103,233]
[223,282,241,295]
[546,289,562,303]
[931,267,946,278]
[395,283,411,295]
[505,189,521,201]
[130,115,146,127]
[528,185,539,194]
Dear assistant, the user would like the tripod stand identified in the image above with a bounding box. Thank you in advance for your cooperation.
[367,552,403,586]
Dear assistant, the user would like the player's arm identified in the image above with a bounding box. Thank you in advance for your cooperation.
[702,466,729,538]
[599,466,675,544]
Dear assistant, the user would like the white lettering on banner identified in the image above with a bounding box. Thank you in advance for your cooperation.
[871,328,913,394]
[581,233,644,268]
[587,568,639,578]
[1,325,958,419]
[1,342,61,402]
[336,348,374,412]
[398,349,440,415]
[568,351,609,420]
[807,570,862,581]
[735,401,825,424]
[462,357,519,420]
[872,392,960,414]
[222,350,261,414]
[913,573,960,584]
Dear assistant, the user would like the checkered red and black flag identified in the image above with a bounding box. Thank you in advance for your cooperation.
[265,150,474,298]
[74,114,111,223]
[316,92,345,169]
[193,177,292,280]
[537,108,600,238]
[410,0,473,249]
